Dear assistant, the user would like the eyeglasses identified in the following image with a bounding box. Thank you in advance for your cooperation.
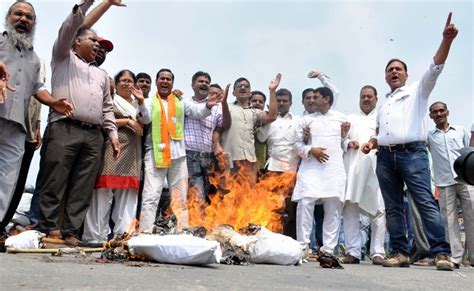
[119,79,134,84]
[236,84,250,89]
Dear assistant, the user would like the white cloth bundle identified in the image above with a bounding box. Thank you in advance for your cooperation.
[248,227,303,265]
[4,230,44,249]
[127,234,222,265]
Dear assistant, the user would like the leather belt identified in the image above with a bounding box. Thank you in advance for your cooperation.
[379,141,425,152]
[62,118,100,130]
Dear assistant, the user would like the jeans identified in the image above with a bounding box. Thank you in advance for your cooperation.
[309,204,324,252]
[29,125,49,225]
[403,195,415,251]
[376,142,450,256]
[384,195,414,255]
[360,214,370,259]
[186,150,214,203]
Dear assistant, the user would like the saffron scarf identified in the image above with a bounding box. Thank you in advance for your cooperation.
[152,93,184,168]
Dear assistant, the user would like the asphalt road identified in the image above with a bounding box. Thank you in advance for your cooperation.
[1,253,473,290]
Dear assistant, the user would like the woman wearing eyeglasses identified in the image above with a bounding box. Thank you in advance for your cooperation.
[82,69,146,244]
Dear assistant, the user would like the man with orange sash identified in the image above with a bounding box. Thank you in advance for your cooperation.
[138,69,220,232]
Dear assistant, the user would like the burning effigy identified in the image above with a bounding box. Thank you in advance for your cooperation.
[98,223,303,266]
[2,163,307,266]
[97,164,305,266]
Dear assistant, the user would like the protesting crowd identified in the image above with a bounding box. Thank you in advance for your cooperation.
[1,0,473,272]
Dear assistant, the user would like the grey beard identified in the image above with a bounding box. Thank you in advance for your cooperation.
[5,22,35,50]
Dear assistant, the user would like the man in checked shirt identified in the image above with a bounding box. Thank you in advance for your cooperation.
[184,72,230,203]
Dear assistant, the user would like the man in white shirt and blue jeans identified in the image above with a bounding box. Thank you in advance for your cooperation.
[428,101,474,268]
[363,13,458,270]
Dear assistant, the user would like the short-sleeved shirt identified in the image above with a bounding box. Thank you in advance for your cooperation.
[221,101,265,164]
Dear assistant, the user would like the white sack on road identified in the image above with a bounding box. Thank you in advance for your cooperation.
[248,227,303,265]
[127,234,222,265]
[4,230,44,249]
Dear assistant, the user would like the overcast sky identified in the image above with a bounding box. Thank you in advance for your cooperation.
[1,0,472,185]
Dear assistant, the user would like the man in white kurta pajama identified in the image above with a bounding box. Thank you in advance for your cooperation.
[341,86,386,265]
[293,86,348,255]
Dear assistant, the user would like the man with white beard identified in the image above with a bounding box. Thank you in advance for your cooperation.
[0,0,72,234]
[339,85,386,265]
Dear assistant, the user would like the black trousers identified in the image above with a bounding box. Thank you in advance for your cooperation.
[37,120,104,237]
[0,141,36,232]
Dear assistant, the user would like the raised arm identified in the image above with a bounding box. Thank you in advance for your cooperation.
[138,96,152,125]
[83,0,127,28]
[417,13,459,101]
[52,1,94,62]
[184,92,218,119]
[261,73,281,125]
[220,84,231,130]
[308,71,339,108]
[433,12,458,65]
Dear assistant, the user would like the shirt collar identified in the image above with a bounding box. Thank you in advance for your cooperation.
[280,111,294,119]
[359,108,376,116]
[433,124,456,133]
[73,51,96,65]
[385,85,408,99]
[192,96,208,103]
[233,100,252,109]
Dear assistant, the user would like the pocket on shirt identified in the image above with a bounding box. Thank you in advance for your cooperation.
[447,137,463,149]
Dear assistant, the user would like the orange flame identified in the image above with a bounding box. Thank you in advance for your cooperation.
[103,218,139,248]
[184,156,296,233]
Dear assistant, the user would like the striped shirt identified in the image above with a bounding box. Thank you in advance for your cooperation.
[184,97,222,153]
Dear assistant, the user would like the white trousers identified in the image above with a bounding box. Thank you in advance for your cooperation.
[343,201,386,259]
[438,183,474,264]
[139,151,188,233]
[82,188,138,242]
[0,119,25,221]
[296,197,342,254]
